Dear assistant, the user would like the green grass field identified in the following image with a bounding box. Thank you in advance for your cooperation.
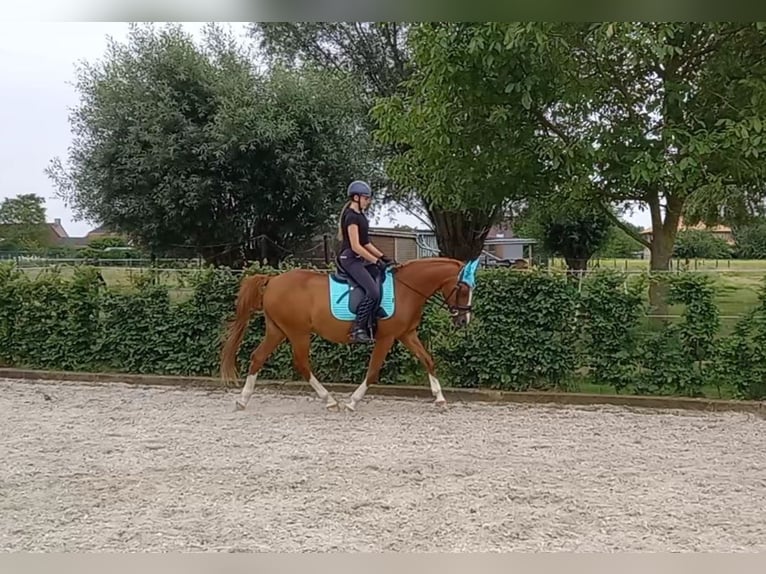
[549,257,766,325]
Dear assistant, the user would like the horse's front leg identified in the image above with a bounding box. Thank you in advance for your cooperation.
[345,336,395,412]
[398,330,446,407]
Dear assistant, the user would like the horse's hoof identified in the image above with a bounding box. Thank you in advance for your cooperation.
[233,401,246,412]
[434,398,447,408]
[343,402,356,412]
[326,402,339,411]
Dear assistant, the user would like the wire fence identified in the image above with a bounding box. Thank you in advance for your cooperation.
[0,232,338,270]
[549,255,766,271]
[10,256,766,276]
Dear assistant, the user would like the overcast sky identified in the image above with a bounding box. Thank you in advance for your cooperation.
[1,22,235,237]
[1,21,650,239]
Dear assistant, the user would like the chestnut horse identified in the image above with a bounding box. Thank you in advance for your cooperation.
[219,257,479,411]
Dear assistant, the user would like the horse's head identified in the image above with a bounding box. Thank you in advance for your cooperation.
[441,258,479,328]
[394,256,480,328]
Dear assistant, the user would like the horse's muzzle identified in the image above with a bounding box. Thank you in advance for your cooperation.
[449,305,472,328]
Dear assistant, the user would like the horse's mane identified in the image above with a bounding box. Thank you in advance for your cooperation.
[295,256,462,277]
[395,257,462,270]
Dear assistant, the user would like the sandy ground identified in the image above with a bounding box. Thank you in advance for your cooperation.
[1,377,765,552]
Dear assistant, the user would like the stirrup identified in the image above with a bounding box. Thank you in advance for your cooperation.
[349,326,374,344]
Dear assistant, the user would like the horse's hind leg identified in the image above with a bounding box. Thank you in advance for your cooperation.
[290,333,339,411]
[235,318,285,411]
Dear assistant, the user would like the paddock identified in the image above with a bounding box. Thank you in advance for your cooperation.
[1,377,765,552]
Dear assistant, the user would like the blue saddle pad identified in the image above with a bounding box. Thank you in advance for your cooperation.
[329,268,396,321]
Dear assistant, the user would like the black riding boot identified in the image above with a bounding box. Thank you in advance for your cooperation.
[349,297,376,344]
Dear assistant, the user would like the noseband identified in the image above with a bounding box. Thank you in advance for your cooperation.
[442,281,473,317]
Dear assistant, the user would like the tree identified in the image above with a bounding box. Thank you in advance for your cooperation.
[571,24,766,266]
[596,222,645,259]
[371,23,550,259]
[733,219,766,259]
[250,23,405,193]
[47,23,377,267]
[673,229,732,260]
[0,193,49,250]
[252,22,410,103]
[252,22,511,259]
[375,22,766,308]
[565,23,766,308]
[514,198,612,271]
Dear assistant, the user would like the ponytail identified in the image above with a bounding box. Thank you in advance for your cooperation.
[336,200,352,241]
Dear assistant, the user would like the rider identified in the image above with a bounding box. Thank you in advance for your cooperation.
[337,180,395,344]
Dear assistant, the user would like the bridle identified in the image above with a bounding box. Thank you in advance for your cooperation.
[440,280,473,317]
[390,267,474,318]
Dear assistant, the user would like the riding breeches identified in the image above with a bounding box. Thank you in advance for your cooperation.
[338,250,381,303]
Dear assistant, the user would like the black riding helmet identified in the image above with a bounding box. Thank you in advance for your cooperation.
[347,180,372,198]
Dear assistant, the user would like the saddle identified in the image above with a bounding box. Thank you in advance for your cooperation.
[330,255,390,319]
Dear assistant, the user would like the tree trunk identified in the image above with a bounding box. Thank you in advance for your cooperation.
[648,191,682,321]
[427,204,498,260]
[649,55,684,320]
[201,245,245,268]
[649,240,673,322]
[564,256,588,272]
[245,236,281,268]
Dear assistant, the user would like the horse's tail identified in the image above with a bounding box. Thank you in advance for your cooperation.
[219,274,271,382]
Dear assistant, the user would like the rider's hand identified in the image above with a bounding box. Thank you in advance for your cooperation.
[381,255,398,266]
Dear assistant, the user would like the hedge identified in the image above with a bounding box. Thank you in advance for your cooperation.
[0,261,764,400]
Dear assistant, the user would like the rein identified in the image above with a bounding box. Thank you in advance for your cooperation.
[390,266,473,317]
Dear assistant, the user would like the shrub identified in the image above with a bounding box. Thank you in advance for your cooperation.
[711,279,766,400]
[0,262,752,399]
[439,269,580,390]
[578,270,646,392]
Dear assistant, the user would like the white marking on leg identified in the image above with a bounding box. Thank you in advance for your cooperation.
[309,373,338,410]
[345,378,368,411]
[428,373,446,405]
[465,289,473,325]
[236,374,258,410]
